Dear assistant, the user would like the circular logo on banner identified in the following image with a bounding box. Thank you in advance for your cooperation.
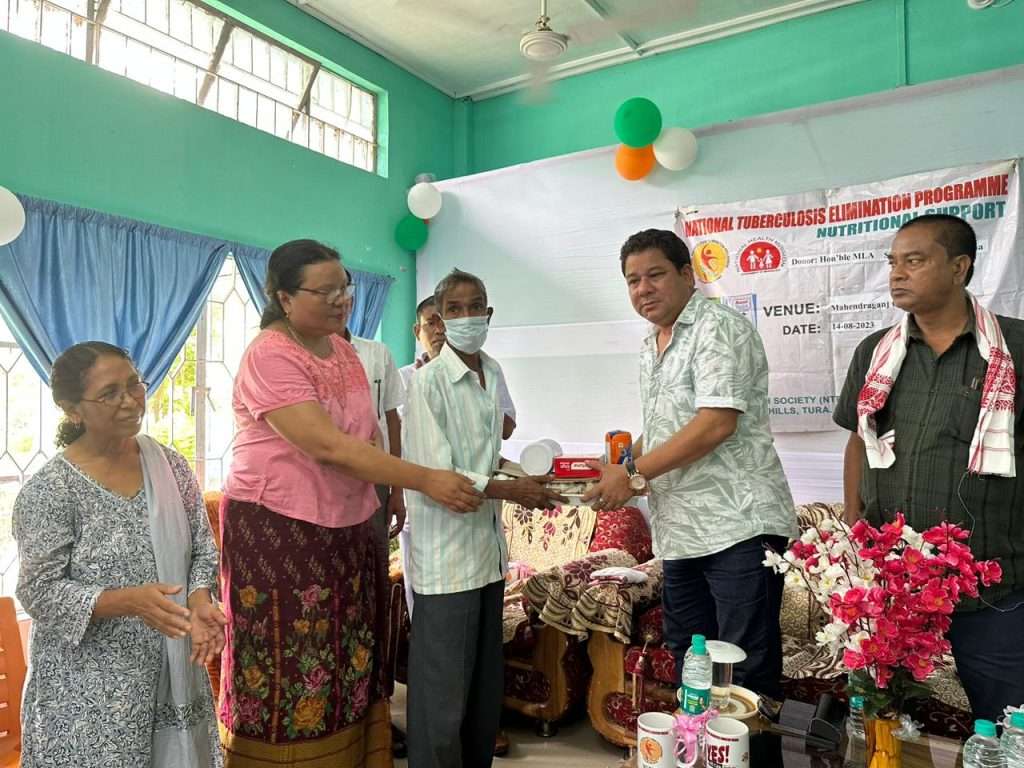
[738,238,785,274]
[693,240,729,283]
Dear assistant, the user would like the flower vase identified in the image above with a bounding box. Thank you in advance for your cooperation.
[865,717,902,768]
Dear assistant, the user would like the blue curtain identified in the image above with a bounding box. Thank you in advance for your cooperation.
[235,249,395,338]
[348,270,395,338]
[0,195,229,387]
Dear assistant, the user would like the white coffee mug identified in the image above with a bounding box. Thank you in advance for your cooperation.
[636,711,677,768]
[704,716,750,768]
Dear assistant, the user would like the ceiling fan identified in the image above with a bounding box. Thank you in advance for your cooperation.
[519,0,569,63]
[516,0,697,101]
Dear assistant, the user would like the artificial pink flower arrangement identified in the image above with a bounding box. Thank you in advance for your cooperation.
[764,513,1002,715]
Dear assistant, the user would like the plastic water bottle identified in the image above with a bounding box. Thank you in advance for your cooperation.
[1002,712,1024,767]
[844,695,867,768]
[963,719,1007,768]
[680,634,713,715]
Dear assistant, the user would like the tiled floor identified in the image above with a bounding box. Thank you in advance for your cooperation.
[390,684,628,768]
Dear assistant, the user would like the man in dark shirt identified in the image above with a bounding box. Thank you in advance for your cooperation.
[834,213,1024,721]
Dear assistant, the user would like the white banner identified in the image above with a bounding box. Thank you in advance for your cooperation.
[677,160,1021,432]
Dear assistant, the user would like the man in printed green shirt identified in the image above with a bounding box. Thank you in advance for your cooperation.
[403,269,564,768]
[585,229,796,700]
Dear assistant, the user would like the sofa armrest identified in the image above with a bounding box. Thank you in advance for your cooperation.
[522,549,638,637]
[571,558,663,644]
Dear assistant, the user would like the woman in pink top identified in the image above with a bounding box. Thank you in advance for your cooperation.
[218,240,481,768]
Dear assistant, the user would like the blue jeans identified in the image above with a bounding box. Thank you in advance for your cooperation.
[948,589,1024,722]
[662,535,787,699]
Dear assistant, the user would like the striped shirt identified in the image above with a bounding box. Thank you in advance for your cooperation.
[402,343,507,595]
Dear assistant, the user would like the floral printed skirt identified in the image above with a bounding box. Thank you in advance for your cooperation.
[218,498,391,767]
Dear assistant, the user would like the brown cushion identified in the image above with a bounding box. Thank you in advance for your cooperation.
[522,549,637,636]
[570,559,663,643]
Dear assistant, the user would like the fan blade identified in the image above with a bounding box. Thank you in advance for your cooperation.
[384,0,515,36]
[567,0,698,47]
[520,59,554,104]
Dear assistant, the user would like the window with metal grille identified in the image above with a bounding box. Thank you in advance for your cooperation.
[0,0,378,172]
[0,256,260,598]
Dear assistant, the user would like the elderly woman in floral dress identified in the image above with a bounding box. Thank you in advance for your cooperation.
[218,240,482,768]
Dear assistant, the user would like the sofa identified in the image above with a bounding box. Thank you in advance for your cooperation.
[575,503,976,747]
[388,502,653,735]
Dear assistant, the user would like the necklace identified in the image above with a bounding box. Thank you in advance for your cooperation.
[284,321,327,357]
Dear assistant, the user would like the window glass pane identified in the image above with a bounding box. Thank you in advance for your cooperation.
[40,4,72,55]
[168,0,192,44]
[239,87,257,127]
[98,29,128,76]
[147,0,169,33]
[269,45,286,89]
[11,0,42,42]
[256,94,275,134]
[218,78,238,119]
[174,59,198,102]
[125,37,152,84]
[122,0,146,23]
[324,126,340,160]
[309,118,324,154]
[69,13,88,59]
[340,132,354,165]
[150,49,175,95]
[291,112,308,147]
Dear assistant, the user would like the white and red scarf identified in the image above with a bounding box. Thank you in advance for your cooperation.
[857,294,1017,477]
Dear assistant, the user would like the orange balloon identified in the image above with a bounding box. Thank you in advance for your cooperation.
[615,143,655,181]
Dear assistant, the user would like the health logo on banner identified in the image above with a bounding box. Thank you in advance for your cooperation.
[738,239,785,274]
[693,241,729,283]
[676,160,1021,434]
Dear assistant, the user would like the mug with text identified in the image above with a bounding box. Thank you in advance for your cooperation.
[636,711,676,768]
[704,716,750,768]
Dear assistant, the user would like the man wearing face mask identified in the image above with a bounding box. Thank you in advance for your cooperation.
[400,295,518,440]
[403,269,565,768]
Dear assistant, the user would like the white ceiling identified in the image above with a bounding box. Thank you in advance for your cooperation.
[290,0,865,100]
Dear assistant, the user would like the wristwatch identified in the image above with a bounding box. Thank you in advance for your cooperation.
[624,458,648,492]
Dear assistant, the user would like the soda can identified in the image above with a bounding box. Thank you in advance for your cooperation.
[605,430,633,465]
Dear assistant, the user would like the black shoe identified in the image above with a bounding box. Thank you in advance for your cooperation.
[392,724,407,758]
[494,730,510,757]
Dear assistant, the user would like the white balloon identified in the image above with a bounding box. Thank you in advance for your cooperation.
[0,186,25,246]
[653,127,698,171]
[407,182,442,220]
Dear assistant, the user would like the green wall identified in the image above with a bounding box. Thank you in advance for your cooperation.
[2,0,1022,359]
[0,0,454,362]
[467,0,1024,174]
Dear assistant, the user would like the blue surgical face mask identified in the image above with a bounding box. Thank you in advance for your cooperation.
[444,315,489,354]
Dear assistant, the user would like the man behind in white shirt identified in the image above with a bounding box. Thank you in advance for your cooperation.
[339,270,407,537]
[400,295,517,440]
[403,269,564,768]
[338,273,410,757]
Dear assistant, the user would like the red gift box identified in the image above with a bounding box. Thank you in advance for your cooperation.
[552,456,601,479]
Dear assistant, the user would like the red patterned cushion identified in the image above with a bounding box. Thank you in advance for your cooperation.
[604,692,678,731]
[589,507,652,562]
[504,619,538,660]
[636,604,664,645]
[624,645,677,685]
[504,665,551,704]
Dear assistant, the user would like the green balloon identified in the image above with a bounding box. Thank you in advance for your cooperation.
[614,97,663,148]
[395,215,428,251]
